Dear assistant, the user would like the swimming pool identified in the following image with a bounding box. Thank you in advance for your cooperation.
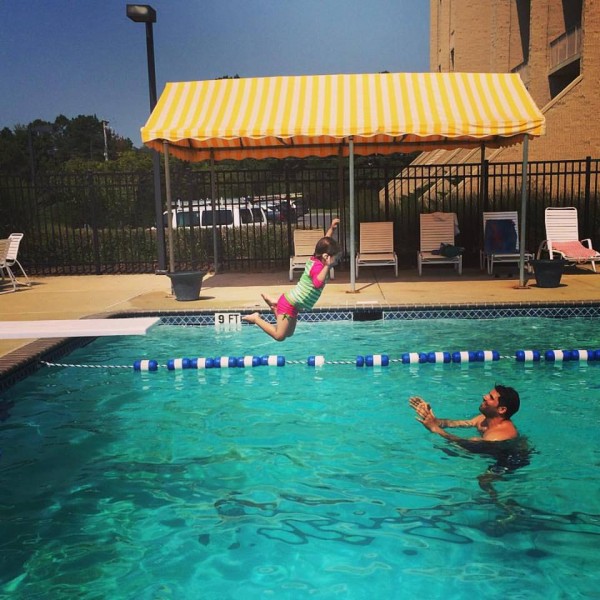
[1,317,599,599]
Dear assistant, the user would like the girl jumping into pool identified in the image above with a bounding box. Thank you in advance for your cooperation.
[243,219,341,341]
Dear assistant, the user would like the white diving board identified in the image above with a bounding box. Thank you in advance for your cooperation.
[0,317,160,339]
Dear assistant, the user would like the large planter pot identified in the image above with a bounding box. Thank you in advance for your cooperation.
[166,271,206,301]
[530,259,565,288]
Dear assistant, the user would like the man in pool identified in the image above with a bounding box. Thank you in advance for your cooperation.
[409,384,520,445]
[410,385,527,500]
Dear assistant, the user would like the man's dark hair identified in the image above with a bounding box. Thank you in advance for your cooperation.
[495,384,520,419]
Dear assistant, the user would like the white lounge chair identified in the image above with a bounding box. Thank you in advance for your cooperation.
[355,222,398,278]
[537,207,600,272]
[480,211,533,275]
[417,212,463,276]
[0,237,18,293]
[3,233,31,286]
[289,229,334,281]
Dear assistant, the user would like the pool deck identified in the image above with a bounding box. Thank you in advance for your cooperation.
[1,264,599,382]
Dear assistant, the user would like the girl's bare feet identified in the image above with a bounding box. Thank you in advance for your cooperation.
[242,312,260,324]
[261,293,277,309]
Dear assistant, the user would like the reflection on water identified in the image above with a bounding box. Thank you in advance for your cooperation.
[1,319,599,599]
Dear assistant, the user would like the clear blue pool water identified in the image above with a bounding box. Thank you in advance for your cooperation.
[1,317,599,599]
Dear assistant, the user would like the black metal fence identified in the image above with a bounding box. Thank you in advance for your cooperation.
[1,157,599,274]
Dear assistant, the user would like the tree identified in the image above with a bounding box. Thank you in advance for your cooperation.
[0,115,136,177]
[0,127,28,177]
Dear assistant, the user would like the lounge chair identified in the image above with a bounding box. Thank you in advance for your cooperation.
[0,237,18,293]
[2,233,31,286]
[355,222,398,278]
[537,207,600,272]
[417,212,463,276]
[480,211,533,275]
[289,229,335,281]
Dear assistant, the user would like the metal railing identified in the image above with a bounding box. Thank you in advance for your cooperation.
[550,26,582,72]
[1,157,600,274]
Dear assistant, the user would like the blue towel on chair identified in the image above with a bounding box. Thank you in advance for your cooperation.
[484,219,518,254]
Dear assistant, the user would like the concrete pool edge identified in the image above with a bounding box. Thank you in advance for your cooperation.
[2,300,600,393]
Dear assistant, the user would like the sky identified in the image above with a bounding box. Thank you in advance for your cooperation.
[0,0,429,147]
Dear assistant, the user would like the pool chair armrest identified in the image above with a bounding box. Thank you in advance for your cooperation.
[536,240,548,259]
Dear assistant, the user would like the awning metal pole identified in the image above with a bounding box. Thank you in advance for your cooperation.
[349,137,356,292]
[152,150,166,271]
[518,135,529,288]
[479,143,487,211]
[162,141,175,273]
[210,152,218,274]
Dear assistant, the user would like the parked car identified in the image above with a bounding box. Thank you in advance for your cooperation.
[291,198,308,216]
[163,205,267,228]
[248,196,308,222]
[277,201,297,221]
[259,201,297,222]
[261,202,282,222]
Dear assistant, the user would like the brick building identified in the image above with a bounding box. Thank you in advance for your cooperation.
[427,0,594,163]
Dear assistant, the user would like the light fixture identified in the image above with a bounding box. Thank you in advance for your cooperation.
[126,3,167,271]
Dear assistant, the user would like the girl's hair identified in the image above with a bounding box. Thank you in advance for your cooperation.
[314,236,340,257]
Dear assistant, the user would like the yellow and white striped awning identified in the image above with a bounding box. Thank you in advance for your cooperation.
[141,72,545,161]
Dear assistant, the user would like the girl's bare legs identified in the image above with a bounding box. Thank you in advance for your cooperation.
[242,312,296,341]
[261,293,278,315]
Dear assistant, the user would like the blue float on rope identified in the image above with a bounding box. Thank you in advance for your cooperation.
[544,349,570,362]
[210,356,239,368]
[401,352,428,364]
[307,355,325,367]
[167,358,193,370]
[365,354,389,367]
[515,350,541,362]
[131,346,600,374]
[210,357,232,368]
[427,351,452,364]
[451,351,477,363]
[238,355,262,368]
[475,350,500,362]
[133,359,159,372]
[190,357,214,369]
[260,355,285,367]
[545,349,598,362]
[571,349,598,361]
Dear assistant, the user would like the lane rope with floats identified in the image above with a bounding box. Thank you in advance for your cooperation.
[39,347,600,372]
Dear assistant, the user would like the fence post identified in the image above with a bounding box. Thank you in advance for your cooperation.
[87,172,101,275]
[584,156,592,239]
[383,165,390,220]
[285,164,293,256]
[480,159,489,211]
[337,148,346,257]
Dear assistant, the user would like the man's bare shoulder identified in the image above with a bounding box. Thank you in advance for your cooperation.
[482,420,518,442]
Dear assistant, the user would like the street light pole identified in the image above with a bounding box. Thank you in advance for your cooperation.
[102,120,110,162]
[127,4,167,272]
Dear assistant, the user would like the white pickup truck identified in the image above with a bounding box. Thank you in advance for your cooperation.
[164,204,267,228]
